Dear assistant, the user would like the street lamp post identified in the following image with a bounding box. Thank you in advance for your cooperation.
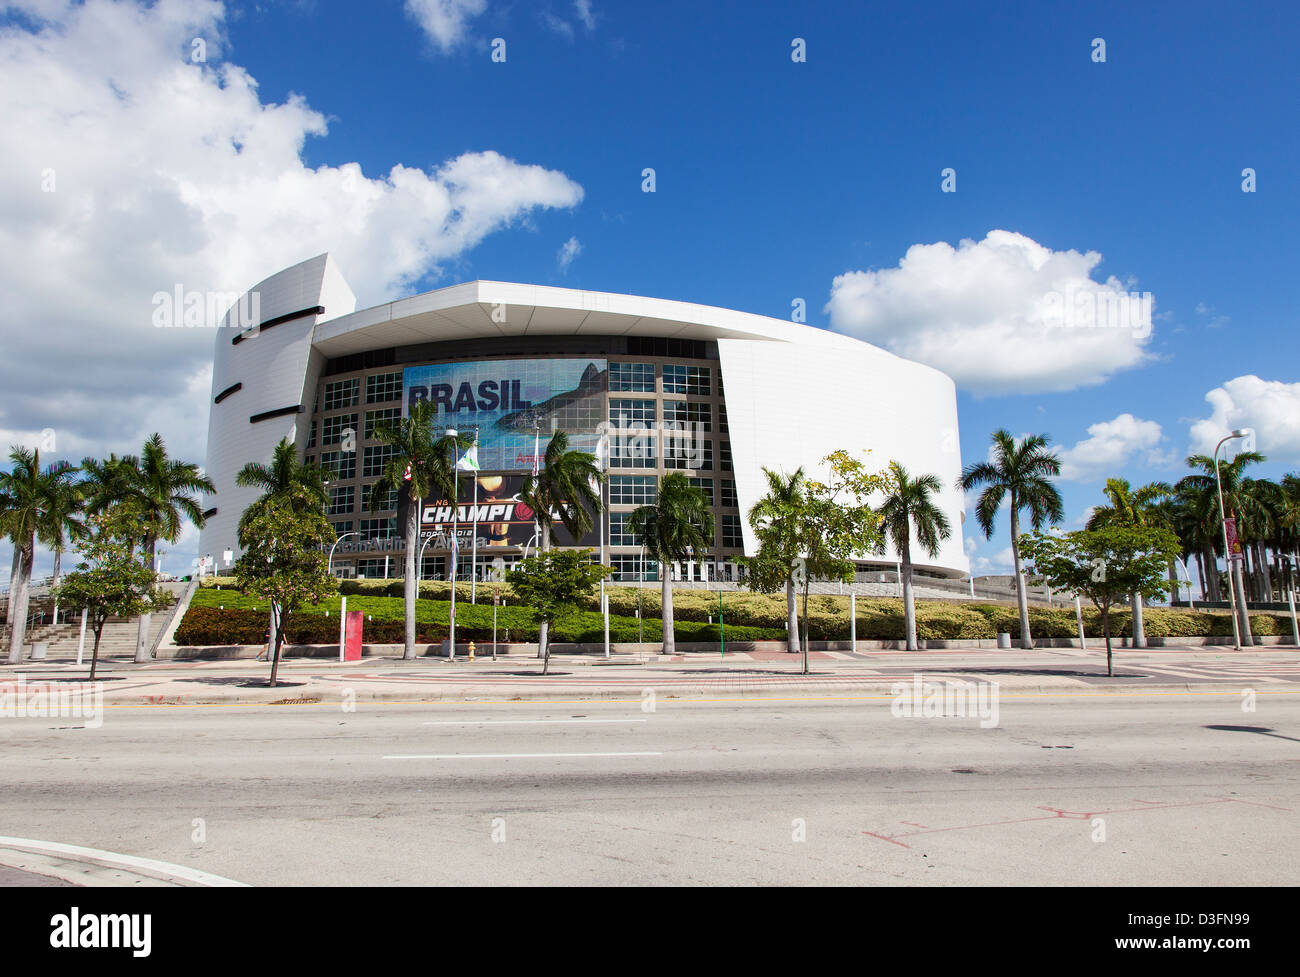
[328,532,359,576]
[1215,430,1250,649]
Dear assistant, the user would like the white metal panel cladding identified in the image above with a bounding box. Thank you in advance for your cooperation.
[198,254,355,561]
[717,334,967,577]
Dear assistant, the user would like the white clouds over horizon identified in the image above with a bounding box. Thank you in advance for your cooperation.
[0,0,582,465]
[1188,376,1300,462]
[1057,413,1172,482]
[825,230,1155,395]
[0,0,582,575]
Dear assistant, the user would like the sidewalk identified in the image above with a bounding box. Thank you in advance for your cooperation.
[3,643,1297,706]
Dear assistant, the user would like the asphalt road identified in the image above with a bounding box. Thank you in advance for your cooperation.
[1,690,1296,885]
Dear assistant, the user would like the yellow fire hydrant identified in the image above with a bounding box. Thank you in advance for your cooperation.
[468,640,476,661]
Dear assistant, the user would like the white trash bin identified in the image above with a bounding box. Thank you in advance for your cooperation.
[29,642,48,660]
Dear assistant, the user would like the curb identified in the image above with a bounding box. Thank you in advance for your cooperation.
[93,679,1300,708]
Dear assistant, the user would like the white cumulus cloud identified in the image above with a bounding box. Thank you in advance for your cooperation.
[825,230,1155,394]
[0,0,582,574]
[404,0,489,51]
[1058,413,1171,482]
[1188,376,1300,462]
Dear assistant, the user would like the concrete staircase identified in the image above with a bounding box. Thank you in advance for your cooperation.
[6,581,188,662]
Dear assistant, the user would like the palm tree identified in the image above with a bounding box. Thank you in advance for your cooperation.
[1179,451,1265,643]
[1,447,79,663]
[44,476,89,626]
[117,434,214,662]
[236,436,331,536]
[747,467,808,653]
[877,462,952,651]
[1085,478,1173,648]
[368,401,467,660]
[958,430,1064,649]
[626,473,714,655]
[517,431,604,659]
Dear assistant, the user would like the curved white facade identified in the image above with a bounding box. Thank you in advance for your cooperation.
[201,255,969,578]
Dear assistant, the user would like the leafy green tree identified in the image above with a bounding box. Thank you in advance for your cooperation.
[1,447,79,663]
[506,548,612,674]
[626,472,713,654]
[234,487,338,687]
[367,401,468,660]
[1086,478,1171,648]
[517,431,604,657]
[876,461,953,651]
[54,514,169,681]
[1022,526,1181,677]
[959,430,1064,649]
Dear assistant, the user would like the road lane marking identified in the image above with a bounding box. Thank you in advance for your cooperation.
[384,751,663,759]
[421,719,647,726]
[0,836,248,887]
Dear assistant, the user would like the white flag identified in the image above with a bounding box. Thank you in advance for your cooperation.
[456,444,480,472]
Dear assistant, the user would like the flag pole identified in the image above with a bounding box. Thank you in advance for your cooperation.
[471,455,478,604]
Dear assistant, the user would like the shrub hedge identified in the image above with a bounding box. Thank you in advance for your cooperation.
[190,578,1292,641]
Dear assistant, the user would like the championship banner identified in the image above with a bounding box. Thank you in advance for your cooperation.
[403,358,608,472]
[399,473,598,551]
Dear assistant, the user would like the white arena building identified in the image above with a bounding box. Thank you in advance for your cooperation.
[198,254,969,583]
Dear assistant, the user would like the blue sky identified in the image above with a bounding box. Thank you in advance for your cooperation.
[1,0,1297,578]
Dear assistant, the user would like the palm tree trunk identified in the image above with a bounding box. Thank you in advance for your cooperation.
[1233,560,1254,645]
[1130,591,1146,648]
[6,541,33,664]
[661,562,675,655]
[1009,505,1033,649]
[1203,542,1221,602]
[403,497,419,660]
[135,537,156,663]
[5,546,18,625]
[1257,541,1273,601]
[902,536,917,651]
[785,578,799,653]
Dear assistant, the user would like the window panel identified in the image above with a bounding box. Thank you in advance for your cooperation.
[366,372,403,404]
[608,362,655,392]
[319,450,355,482]
[662,364,710,396]
[609,475,657,506]
[362,444,399,479]
[324,378,359,411]
[365,407,401,440]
